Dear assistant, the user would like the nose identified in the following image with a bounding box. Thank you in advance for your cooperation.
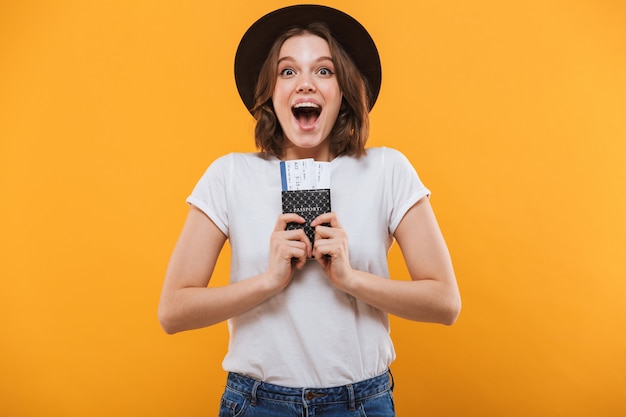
[296,75,316,93]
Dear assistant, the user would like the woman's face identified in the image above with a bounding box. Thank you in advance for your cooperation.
[272,33,343,161]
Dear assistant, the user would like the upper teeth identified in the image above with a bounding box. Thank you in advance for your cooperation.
[293,102,320,109]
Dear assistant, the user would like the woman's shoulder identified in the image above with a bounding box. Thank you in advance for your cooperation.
[362,147,419,178]
[362,146,411,164]
[366,146,406,156]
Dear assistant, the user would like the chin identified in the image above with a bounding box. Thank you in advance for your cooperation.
[288,136,326,150]
[285,128,325,147]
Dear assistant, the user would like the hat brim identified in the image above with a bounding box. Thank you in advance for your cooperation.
[234,4,381,113]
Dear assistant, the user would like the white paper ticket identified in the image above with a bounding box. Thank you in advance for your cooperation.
[280,159,331,190]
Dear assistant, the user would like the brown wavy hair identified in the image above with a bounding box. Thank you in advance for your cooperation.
[252,23,370,159]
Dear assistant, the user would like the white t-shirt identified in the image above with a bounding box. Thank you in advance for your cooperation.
[187,147,430,388]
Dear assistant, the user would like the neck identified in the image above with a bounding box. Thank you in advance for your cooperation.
[282,145,333,162]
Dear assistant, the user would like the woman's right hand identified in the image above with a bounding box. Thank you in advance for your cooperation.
[266,213,312,291]
[159,209,313,334]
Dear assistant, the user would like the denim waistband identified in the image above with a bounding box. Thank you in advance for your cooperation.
[225,370,394,409]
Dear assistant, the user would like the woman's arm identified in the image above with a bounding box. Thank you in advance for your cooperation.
[312,197,461,324]
[158,206,311,334]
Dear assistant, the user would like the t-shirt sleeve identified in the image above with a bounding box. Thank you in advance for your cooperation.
[186,154,231,237]
[386,148,431,235]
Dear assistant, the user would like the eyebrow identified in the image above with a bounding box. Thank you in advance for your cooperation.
[277,56,334,65]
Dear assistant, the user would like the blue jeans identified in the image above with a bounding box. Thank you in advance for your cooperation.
[219,370,395,417]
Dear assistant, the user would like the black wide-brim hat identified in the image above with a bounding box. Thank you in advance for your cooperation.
[234,4,381,113]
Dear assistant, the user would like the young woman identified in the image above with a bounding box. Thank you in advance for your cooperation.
[159,5,461,416]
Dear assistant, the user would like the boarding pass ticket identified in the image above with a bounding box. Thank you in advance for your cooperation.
[280,159,331,191]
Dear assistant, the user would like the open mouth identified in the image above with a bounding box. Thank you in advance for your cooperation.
[292,102,321,128]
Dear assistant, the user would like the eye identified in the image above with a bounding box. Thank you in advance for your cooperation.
[317,67,335,77]
[279,67,296,77]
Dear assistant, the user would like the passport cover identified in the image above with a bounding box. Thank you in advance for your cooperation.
[281,189,331,244]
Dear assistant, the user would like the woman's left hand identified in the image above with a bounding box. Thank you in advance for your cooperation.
[310,212,354,290]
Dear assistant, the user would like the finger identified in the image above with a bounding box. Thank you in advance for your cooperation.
[313,237,332,258]
[313,240,332,267]
[274,213,306,232]
[275,225,313,256]
[279,227,311,242]
[311,211,340,228]
[287,240,308,259]
[313,223,333,240]
[293,254,308,270]
[313,219,342,241]
[283,240,309,269]
[314,251,328,268]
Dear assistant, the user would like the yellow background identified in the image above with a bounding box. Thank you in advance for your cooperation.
[1,0,625,415]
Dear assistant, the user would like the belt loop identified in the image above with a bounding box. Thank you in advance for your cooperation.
[250,380,261,406]
[301,389,310,417]
[347,384,356,411]
[388,369,395,392]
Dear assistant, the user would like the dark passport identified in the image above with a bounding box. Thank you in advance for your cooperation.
[281,189,331,244]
